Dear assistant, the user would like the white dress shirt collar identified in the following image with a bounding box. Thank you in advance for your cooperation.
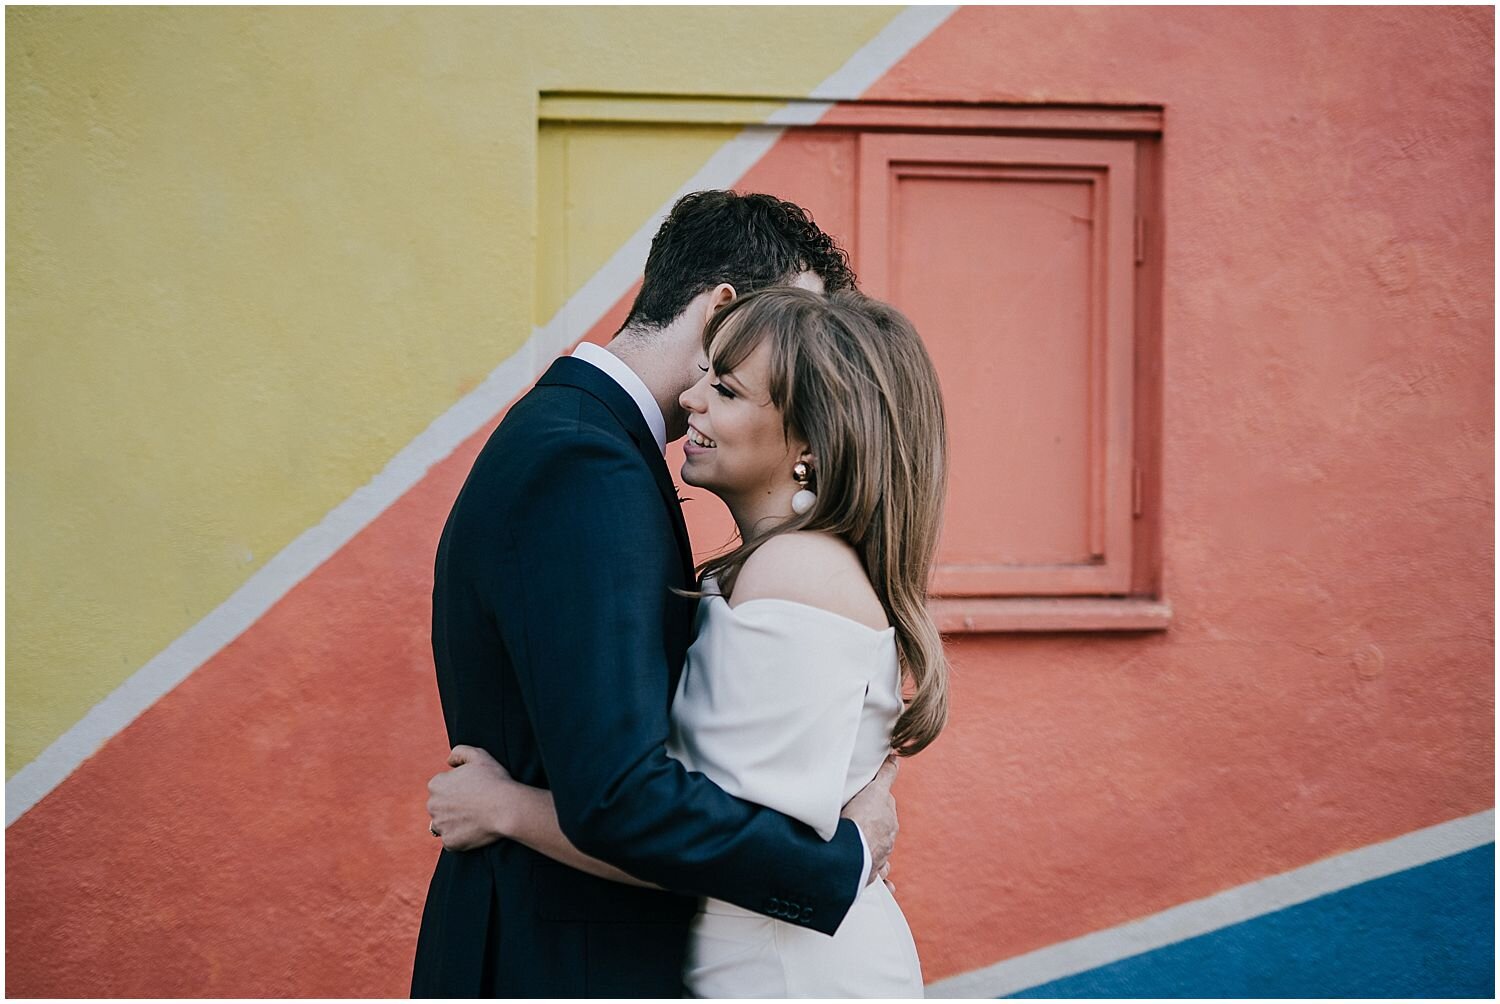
[570,341,668,455]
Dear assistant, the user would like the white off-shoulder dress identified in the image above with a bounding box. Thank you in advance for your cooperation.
[665,582,924,998]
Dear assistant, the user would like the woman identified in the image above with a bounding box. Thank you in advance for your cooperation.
[427,287,949,996]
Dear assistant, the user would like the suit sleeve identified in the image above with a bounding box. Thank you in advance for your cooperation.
[485,422,865,936]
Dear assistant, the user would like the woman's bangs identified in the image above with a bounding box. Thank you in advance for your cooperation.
[704,304,765,376]
[701,289,815,411]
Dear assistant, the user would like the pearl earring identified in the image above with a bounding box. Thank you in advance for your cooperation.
[791,460,817,515]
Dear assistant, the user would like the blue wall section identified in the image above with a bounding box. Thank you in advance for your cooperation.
[1011,845,1496,999]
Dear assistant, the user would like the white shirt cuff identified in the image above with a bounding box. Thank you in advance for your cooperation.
[853,822,873,891]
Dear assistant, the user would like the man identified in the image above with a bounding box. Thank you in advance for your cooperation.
[410,191,900,997]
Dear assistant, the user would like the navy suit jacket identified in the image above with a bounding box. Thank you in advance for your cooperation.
[410,355,865,998]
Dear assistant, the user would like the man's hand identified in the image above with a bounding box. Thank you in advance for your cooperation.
[426,744,513,852]
[840,755,899,884]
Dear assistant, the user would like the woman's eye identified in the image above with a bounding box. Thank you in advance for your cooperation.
[697,364,709,373]
[711,383,734,399]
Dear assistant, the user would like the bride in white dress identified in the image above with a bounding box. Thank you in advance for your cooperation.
[672,568,922,997]
[429,287,949,997]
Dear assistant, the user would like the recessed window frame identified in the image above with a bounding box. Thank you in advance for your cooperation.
[538,94,1170,632]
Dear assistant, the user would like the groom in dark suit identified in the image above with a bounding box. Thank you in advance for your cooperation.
[410,191,900,998]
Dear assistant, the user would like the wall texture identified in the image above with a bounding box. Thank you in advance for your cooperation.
[6,6,1493,997]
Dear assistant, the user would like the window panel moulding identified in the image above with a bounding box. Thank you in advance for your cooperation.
[929,596,1172,633]
[538,92,1164,135]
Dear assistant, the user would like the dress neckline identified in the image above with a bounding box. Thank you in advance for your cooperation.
[710,593,896,637]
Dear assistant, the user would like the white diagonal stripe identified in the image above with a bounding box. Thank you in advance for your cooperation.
[808,5,957,102]
[7,6,958,824]
[926,808,1496,998]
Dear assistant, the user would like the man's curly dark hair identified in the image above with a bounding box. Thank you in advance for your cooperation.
[621,190,857,332]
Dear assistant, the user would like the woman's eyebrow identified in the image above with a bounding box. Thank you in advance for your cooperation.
[719,370,752,395]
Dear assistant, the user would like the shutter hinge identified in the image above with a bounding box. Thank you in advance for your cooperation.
[1134,216,1146,265]
[1132,463,1144,517]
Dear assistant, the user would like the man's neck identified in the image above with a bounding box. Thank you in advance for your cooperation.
[605,325,688,439]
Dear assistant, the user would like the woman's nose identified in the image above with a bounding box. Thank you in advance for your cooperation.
[679,378,705,414]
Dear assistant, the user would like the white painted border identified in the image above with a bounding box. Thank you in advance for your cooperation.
[926,808,1496,998]
[5,6,958,826]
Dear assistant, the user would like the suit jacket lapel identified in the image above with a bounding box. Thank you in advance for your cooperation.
[537,356,696,587]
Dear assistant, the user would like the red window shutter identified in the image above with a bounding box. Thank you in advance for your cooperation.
[857,134,1140,598]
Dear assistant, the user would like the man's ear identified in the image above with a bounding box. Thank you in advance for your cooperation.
[704,282,737,319]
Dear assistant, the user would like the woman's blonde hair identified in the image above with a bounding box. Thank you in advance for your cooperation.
[695,286,950,756]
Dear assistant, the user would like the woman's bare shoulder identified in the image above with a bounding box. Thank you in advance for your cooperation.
[729,532,888,630]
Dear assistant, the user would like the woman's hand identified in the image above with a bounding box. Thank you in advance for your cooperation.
[426,744,516,852]
[428,747,659,888]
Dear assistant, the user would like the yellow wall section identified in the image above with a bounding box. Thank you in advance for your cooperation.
[536,122,746,325]
[6,6,903,774]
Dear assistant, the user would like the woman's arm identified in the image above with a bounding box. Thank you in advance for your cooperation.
[426,745,661,889]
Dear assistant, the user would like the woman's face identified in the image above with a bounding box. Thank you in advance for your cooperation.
[678,331,805,504]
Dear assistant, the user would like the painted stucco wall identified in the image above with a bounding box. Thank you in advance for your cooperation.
[6,6,1493,997]
[864,6,1497,992]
